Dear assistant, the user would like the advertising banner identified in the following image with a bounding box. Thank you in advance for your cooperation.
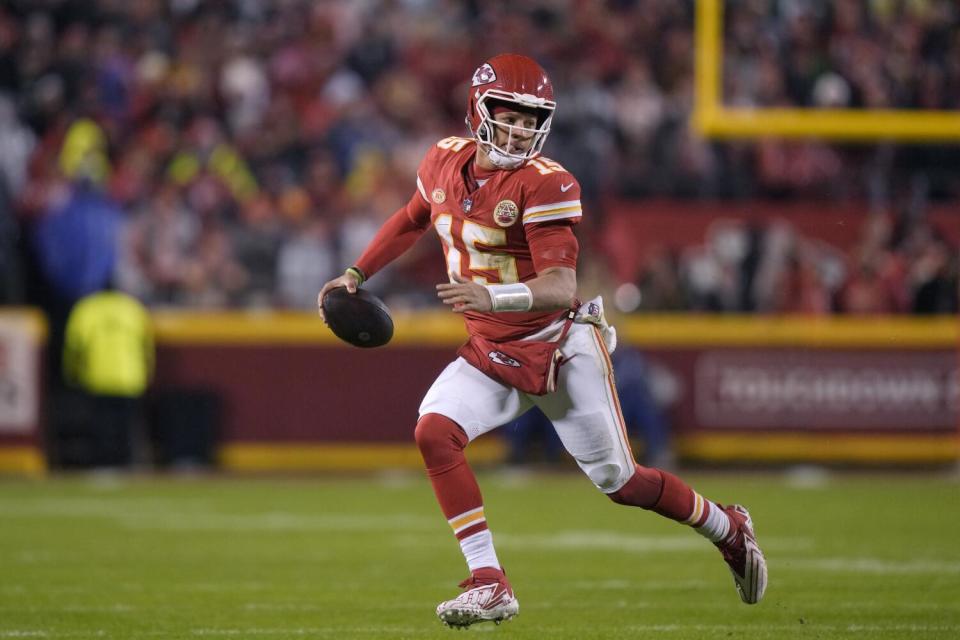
[0,310,46,474]
[694,350,958,431]
[0,314,40,434]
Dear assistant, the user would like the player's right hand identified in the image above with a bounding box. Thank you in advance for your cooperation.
[317,271,361,323]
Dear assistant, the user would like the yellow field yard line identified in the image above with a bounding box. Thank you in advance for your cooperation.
[678,433,960,464]
[218,438,507,472]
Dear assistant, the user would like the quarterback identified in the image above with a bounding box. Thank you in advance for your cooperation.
[319,54,767,628]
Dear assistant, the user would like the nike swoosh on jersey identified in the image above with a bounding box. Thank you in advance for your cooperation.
[560,182,574,192]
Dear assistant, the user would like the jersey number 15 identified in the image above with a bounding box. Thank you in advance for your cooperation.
[434,214,519,285]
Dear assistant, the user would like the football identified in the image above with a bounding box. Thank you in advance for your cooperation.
[322,287,394,348]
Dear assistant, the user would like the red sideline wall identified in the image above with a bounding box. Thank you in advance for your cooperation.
[153,312,960,469]
[156,343,449,443]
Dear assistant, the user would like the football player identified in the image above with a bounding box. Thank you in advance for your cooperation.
[318,53,767,628]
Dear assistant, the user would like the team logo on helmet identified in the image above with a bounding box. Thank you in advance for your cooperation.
[493,200,519,227]
[471,63,497,87]
[431,188,446,204]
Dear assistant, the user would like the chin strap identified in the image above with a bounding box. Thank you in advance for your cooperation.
[486,146,525,170]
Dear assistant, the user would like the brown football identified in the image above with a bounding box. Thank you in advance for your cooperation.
[322,287,394,348]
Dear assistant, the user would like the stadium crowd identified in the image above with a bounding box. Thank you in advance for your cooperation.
[0,0,957,314]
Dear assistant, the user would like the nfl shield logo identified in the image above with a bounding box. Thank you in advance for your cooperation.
[462,198,473,213]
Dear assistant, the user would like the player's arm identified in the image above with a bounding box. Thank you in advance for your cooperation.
[318,190,431,321]
[519,265,577,310]
[438,265,576,313]
[437,223,579,313]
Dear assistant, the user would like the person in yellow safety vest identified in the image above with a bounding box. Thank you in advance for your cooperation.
[62,289,154,467]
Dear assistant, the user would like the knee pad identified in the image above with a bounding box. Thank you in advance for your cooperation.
[586,461,627,493]
[414,413,468,469]
[607,465,664,508]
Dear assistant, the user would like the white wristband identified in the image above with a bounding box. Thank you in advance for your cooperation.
[486,283,533,312]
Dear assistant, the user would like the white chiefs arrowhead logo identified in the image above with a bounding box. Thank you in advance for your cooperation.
[472,63,497,87]
[488,351,521,368]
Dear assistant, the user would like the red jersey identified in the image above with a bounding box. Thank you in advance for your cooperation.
[415,137,582,341]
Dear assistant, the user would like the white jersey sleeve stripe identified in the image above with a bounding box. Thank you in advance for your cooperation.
[522,209,582,224]
[416,174,430,204]
[522,199,581,216]
[523,205,582,223]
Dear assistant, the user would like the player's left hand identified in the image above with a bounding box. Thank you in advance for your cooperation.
[436,272,492,313]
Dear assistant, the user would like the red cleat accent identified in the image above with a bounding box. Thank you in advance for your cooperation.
[716,504,768,604]
[436,567,519,628]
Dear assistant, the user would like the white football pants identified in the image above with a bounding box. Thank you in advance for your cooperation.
[419,313,636,493]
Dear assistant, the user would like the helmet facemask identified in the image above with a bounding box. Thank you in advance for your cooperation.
[468,89,555,170]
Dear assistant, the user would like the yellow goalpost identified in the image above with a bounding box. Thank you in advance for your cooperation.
[693,0,960,141]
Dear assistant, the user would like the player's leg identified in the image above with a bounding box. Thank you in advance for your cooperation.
[535,323,767,604]
[417,357,530,627]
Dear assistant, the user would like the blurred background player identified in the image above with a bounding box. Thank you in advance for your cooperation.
[61,285,154,467]
[503,345,674,469]
[319,54,767,629]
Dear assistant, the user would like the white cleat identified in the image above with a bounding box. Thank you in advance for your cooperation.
[436,567,519,628]
[716,504,768,604]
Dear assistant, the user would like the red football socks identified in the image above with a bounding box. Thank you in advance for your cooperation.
[415,413,502,571]
[415,413,488,540]
[610,464,733,539]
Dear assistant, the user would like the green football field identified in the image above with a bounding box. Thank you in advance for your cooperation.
[2,469,959,639]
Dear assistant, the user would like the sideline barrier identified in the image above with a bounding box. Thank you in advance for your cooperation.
[621,316,959,464]
[153,311,959,469]
[0,308,47,475]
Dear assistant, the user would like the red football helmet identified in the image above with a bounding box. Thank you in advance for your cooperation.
[466,54,556,169]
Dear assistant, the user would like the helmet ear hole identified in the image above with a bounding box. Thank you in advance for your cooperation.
[535,109,551,129]
[477,120,492,143]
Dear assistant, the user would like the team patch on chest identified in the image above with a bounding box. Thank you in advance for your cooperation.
[493,199,520,227]
[431,188,446,204]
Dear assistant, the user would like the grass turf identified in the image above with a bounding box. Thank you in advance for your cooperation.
[1,469,959,639]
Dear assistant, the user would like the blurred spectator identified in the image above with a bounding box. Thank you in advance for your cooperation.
[276,216,336,310]
[503,347,675,468]
[61,287,154,467]
[610,346,675,468]
[631,247,688,312]
[839,256,901,314]
[230,193,284,307]
[31,181,122,305]
[0,194,21,304]
[119,183,200,305]
[167,116,258,205]
[899,219,960,313]
[0,93,33,303]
